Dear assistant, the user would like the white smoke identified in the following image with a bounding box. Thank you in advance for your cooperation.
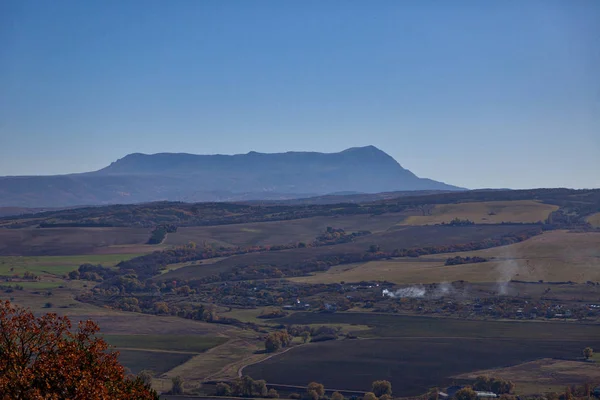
[382,286,426,298]
[496,253,521,295]
[435,282,452,296]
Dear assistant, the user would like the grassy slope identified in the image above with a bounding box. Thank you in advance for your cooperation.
[453,358,600,395]
[402,200,558,225]
[163,224,535,282]
[587,212,600,228]
[291,231,600,284]
[0,227,155,256]
[0,253,144,276]
[164,213,409,248]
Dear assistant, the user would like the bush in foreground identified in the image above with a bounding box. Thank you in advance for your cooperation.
[0,300,158,399]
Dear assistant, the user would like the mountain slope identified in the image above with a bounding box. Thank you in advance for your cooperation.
[0,146,463,207]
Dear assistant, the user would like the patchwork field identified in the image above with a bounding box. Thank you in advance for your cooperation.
[0,227,154,256]
[247,313,600,395]
[163,224,536,281]
[401,201,558,225]
[291,231,600,284]
[453,358,600,395]
[246,338,597,396]
[106,334,230,376]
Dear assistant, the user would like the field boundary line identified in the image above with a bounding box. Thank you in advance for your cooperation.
[237,345,300,378]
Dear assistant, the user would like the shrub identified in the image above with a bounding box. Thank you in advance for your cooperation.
[216,382,232,396]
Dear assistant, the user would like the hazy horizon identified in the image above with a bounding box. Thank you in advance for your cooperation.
[1,0,599,189]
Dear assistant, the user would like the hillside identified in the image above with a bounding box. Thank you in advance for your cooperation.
[0,146,462,207]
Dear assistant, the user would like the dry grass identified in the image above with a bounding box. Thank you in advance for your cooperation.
[401,200,558,225]
[290,231,600,284]
[453,358,600,395]
[161,331,265,383]
[587,212,600,228]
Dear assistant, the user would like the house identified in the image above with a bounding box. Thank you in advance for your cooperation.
[445,386,498,399]
[475,392,498,399]
[446,386,464,398]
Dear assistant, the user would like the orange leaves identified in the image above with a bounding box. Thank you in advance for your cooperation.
[0,300,158,399]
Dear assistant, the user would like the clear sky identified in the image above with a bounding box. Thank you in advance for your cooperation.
[1,0,598,189]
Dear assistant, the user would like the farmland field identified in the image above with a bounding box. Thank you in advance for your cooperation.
[165,213,409,248]
[104,334,228,353]
[0,227,153,256]
[117,349,194,375]
[292,231,600,284]
[163,224,537,281]
[0,253,145,277]
[247,313,600,395]
[587,212,600,227]
[278,312,600,340]
[245,337,598,396]
[453,358,600,395]
[401,200,558,225]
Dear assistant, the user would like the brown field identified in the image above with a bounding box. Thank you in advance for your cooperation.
[401,200,558,225]
[0,227,153,256]
[291,231,600,284]
[587,212,600,228]
[453,358,600,395]
[163,225,534,282]
[164,213,409,248]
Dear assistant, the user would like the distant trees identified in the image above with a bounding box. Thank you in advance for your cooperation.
[300,331,311,343]
[264,331,292,353]
[331,392,345,400]
[446,218,475,226]
[170,376,184,395]
[368,245,381,253]
[138,370,154,386]
[454,387,478,400]
[583,346,594,360]
[473,376,515,394]
[372,380,392,397]
[445,256,488,266]
[307,382,325,400]
[147,224,178,245]
[216,382,232,396]
[228,376,268,398]
[0,300,158,399]
[363,392,378,400]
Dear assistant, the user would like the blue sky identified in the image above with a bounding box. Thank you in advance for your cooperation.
[1,0,598,189]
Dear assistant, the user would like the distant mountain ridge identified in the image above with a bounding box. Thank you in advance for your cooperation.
[0,146,464,207]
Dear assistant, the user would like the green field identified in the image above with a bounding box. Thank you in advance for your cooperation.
[104,334,228,353]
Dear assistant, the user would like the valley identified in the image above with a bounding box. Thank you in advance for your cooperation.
[1,188,599,397]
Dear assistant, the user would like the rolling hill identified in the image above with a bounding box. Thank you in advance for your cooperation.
[0,146,462,207]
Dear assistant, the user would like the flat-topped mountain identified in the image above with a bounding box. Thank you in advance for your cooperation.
[0,146,463,207]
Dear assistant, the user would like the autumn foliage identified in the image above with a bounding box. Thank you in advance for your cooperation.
[0,300,158,400]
